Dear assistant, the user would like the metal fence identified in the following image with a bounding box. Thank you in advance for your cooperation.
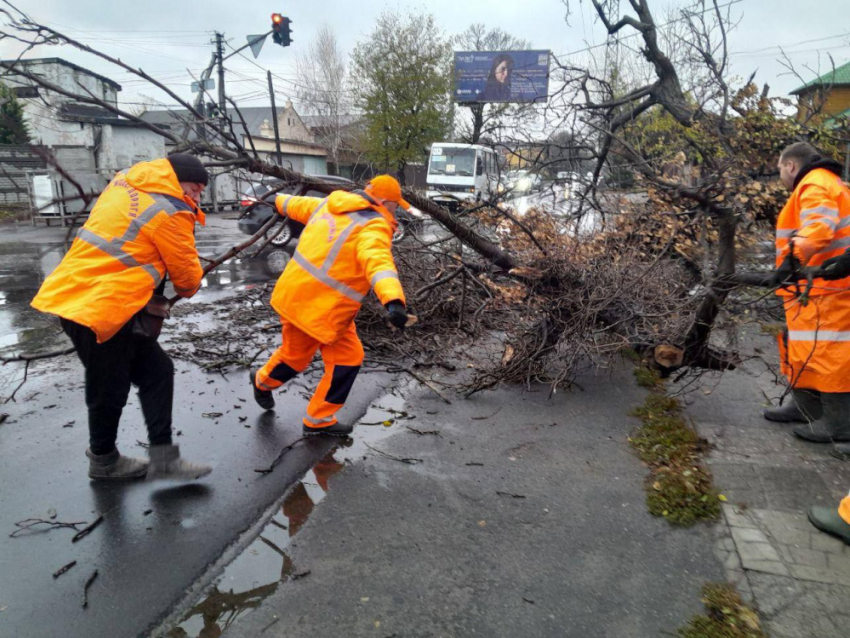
[26,168,116,227]
[0,144,47,210]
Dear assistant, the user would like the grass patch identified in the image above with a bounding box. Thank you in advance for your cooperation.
[647,467,720,526]
[633,365,662,388]
[622,347,642,363]
[630,371,721,526]
[679,583,765,638]
[759,322,783,337]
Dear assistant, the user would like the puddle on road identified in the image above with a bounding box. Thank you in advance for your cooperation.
[167,392,411,638]
[166,450,342,638]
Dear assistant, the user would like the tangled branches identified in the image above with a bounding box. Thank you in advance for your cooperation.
[465,232,699,395]
[167,284,279,372]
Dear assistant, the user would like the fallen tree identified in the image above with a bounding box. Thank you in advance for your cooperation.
[1,0,847,403]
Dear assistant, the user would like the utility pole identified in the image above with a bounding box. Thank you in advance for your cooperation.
[215,32,226,116]
[267,71,283,166]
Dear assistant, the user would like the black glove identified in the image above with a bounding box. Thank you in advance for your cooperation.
[820,249,850,281]
[774,252,802,287]
[385,300,408,329]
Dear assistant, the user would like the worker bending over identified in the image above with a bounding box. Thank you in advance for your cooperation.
[32,154,213,481]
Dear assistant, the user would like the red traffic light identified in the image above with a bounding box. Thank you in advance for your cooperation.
[271,13,283,24]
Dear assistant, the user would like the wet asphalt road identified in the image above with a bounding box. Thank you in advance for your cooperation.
[0,217,392,638]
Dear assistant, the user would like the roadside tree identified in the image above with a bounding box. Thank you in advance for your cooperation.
[350,11,453,182]
[295,24,350,174]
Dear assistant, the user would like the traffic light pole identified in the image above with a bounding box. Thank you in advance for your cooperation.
[267,71,283,166]
[222,30,273,62]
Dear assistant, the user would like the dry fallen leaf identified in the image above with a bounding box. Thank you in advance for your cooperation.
[509,266,544,279]
[740,608,761,630]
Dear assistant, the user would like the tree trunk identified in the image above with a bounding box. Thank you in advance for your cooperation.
[683,210,738,367]
[471,104,484,144]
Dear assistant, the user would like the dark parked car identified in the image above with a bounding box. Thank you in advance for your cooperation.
[237,175,355,274]
[238,175,422,274]
[238,175,354,246]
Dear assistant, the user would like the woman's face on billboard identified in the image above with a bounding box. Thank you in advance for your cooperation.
[495,61,509,83]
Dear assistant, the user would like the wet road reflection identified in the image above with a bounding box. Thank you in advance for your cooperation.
[0,241,70,356]
[167,392,409,638]
[168,450,345,638]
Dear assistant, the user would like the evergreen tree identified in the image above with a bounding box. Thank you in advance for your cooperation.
[0,83,30,145]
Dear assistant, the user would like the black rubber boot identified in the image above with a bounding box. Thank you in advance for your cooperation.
[250,368,275,410]
[303,422,353,437]
[793,392,850,443]
[763,399,807,424]
[808,505,850,545]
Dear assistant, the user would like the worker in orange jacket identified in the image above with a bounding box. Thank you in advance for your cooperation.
[771,142,850,456]
[31,154,213,481]
[806,246,850,544]
[250,175,410,436]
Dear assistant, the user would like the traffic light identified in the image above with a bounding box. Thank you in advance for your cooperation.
[271,13,292,47]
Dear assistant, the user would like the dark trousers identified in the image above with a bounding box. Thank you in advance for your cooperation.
[61,318,174,455]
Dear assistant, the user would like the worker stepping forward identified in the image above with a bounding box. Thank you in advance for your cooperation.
[251,175,411,436]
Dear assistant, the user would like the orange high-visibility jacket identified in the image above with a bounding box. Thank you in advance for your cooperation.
[775,163,850,290]
[775,161,850,392]
[272,189,405,344]
[31,158,205,343]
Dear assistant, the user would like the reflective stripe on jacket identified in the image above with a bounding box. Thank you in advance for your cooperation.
[776,167,850,297]
[272,189,405,344]
[31,158,205,343]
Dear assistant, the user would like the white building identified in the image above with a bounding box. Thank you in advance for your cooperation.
[1,58,165,219]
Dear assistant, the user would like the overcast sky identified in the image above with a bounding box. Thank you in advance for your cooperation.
[1,0,848,112]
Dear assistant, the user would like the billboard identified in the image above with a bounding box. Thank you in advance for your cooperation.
[454,50,550,104]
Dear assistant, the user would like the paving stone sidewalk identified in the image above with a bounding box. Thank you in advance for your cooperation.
[680,331,850,638]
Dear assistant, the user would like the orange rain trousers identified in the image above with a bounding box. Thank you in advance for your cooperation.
[256,319,364,429]
[777,290,850,392]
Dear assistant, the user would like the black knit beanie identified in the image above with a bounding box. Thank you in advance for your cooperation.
[167,153,209,185]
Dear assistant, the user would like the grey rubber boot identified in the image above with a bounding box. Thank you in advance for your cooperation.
[808,505,850,545]
[790,389,823,421]
[87,448,148,481]
[763,398,808,423]
[831,442,850,461]
[793,392,850,444]
[146,444,212,482]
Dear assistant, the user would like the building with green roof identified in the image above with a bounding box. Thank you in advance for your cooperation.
[790,60,850,120]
